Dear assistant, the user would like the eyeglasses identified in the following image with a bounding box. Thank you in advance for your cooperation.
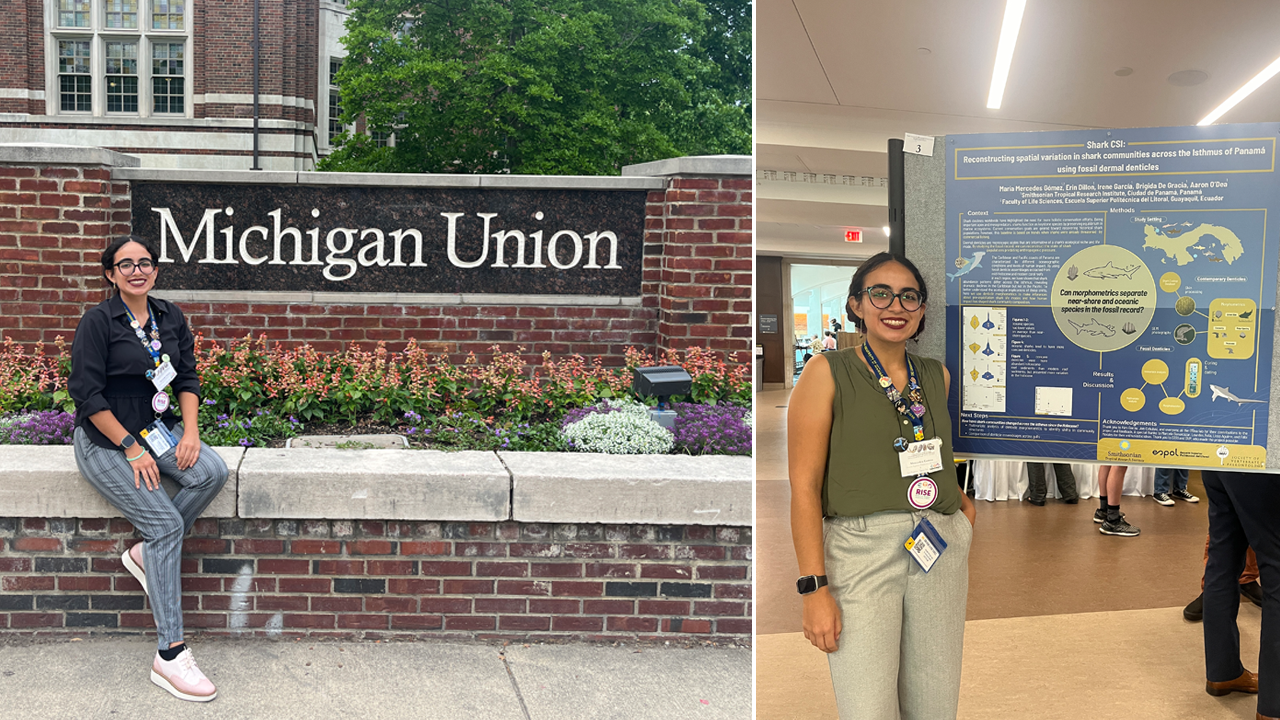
[114,259,156,275]
[858,285,924,311]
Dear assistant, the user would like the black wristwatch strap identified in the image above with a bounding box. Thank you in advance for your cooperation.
[796,574,828,595]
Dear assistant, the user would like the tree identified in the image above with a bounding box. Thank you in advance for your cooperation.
[319,0,751,175]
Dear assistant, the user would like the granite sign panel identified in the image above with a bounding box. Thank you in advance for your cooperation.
[130,183,647,295]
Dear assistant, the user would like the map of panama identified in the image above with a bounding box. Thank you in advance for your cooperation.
[1142,223,1244,266]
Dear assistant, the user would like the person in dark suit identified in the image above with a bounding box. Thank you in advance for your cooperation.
[1200,470,1278,720]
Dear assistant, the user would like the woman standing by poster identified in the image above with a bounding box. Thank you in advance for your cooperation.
[69,235,228,702]
[788,252,976,719]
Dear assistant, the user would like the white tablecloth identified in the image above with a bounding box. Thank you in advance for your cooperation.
[970,460,1155,502]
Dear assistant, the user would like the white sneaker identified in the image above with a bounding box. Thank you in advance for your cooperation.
[1152,493,1175,506]
[121,543,147,597]
[151,648,217,702]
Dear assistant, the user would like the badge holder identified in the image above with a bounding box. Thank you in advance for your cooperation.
[139,419,177,456]
[904,517,949,572]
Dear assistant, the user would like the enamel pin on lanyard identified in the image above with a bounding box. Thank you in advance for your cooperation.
[123,302,177,453]
[865,342,941,509]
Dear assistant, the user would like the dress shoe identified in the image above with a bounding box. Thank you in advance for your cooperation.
[1258,713,1279,720]
[1184,593,1203,622]
[1027,497,1046,506]
[1062,497,1079,504]
[1206,669,1257,696]
[1240,580,1264,607]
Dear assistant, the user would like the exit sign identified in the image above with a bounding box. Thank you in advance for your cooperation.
[844,229,862,243]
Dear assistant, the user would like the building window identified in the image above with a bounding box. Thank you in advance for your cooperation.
[105,0,139,29]
[372,131,392,147]
[58,40,92,111]
[152,42,183,113]
[59,0,90,28]
[328,58,345,141]
[47,0,190,117]
[105,41,138,112]
[152,0,183,30]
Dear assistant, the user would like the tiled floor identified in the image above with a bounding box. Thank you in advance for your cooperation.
[756,384,1265,719]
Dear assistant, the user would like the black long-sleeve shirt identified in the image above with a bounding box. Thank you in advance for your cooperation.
[69,294,201,451]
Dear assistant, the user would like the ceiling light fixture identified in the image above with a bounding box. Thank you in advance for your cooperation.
[986,0,1027,110]
[1199,55,1280,125]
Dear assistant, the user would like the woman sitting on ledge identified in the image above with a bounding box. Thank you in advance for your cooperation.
[69,234,228,702]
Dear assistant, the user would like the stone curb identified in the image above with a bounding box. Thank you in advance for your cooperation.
[0,445,243,518]
[0,447,751,525]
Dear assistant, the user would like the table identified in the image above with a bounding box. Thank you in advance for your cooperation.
[971,460,1155,502]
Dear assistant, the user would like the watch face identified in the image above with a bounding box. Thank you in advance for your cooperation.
[796,576,817,595]
[120,435,135,450]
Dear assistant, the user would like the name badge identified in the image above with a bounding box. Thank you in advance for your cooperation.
[139,419,177,456]
[898,437,944,478]
[904,517,949,572]
[151,361,177,392]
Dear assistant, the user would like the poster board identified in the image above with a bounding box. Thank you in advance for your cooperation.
[909,122,1280,470]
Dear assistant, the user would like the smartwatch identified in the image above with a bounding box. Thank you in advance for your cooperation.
[119,435,137,453]
[796,574,828,595]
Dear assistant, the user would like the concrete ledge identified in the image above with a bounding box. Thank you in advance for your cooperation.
[153,290,644,306]
[237,448,510,521]
[0,446,750,525]
[0,143,141,168]
[504,452,752,526]
[118,168,665,190]
[622,155,751,178]
[0,445,242,518]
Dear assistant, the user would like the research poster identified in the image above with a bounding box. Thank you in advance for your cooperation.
[944,123,1279,469]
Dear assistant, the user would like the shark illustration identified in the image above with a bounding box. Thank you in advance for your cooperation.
[947,251,987,281]
[1209,385,1267,405]
[1240,310,1254,319]
[1067,318,1116,337]
[1182,221,1193,226]
[1084,261,1141,280]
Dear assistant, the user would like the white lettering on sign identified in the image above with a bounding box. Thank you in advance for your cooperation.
[151,207,626,282]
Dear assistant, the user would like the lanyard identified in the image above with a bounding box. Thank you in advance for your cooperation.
[122,301,162,376]
[861,341,927,441]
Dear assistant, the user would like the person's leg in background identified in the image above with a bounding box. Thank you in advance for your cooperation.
[1026,463,1047,506]
[1051,463,1078,503]
[1199,471,1256,701]
[1218,473,1280,718]
[1098,465,1139,537]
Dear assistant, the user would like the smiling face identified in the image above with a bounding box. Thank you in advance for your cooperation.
[849,261,926,345]
[104,240,158,302]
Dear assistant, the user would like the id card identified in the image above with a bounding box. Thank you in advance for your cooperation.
[903,517,949,572]
[151,361,177,392]
[139,419,177,456]
[898,437,944,477]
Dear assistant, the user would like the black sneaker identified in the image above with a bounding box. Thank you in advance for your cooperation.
[1240,580,1263,607]
[1093,508,1126,524]
[1171,489,1200,503]
[1153,492,1175,506]
[1184,593,1203,622]
[1100,517,1141,537]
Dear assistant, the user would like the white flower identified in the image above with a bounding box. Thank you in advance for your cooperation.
[562,401,673,454]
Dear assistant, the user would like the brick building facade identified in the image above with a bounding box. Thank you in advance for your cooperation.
[0,0,351,170]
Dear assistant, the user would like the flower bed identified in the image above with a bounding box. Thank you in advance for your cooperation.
[0,336,752,455]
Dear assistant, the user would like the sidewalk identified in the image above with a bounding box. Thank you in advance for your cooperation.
[0,637,750,719]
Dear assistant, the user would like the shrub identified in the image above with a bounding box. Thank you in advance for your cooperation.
[0,410,75,445]
[562,400,674,454]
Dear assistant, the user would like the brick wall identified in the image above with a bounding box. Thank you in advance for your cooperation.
[0,162,132,345]
[650,177,753,358]
[0,155,750,366]
[0,517,751,641]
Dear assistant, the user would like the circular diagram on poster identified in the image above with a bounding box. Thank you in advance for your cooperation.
[1051,245,1156,352]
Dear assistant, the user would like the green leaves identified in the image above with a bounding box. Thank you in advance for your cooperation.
[320,0,750,175]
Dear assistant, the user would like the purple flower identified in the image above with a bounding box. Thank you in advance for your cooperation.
[669,403,751,456]
[0,411,76,445]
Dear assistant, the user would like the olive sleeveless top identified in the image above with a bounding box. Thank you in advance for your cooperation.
[822,347,961,517]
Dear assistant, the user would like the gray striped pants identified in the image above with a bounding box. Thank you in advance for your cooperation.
[825,508,972,720]
[73,426,228,649]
